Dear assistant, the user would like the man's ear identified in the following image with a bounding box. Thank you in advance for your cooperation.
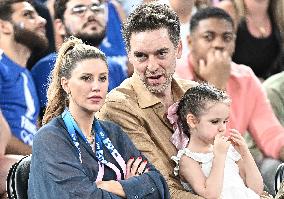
[186,113,198,128]
[54,19,66,37]
[0,19,13,34]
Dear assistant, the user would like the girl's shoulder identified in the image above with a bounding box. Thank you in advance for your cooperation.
[172,148,214,164]
[171,148,214,176]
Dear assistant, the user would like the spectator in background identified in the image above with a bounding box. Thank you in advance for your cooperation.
[160,0,195,65]
[0,111,23,198]
[232,0,282,80]
[31,0,126,121]
[215,0,240,31]
[175,7,284,195]
[0,0,48,154]
[100,0,129,75]
[263,70,284,126]
[26,0,56,70]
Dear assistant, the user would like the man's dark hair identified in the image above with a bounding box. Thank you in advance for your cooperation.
[54,0,69,21]
[122,2,180,52]
[190,7,234,33]
[0,0,31,21]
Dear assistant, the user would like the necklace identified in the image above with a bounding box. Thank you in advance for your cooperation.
[87,130,95,144]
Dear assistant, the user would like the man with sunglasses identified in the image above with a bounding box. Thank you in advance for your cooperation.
[31,0,127,120]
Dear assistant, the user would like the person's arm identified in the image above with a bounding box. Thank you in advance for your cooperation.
[246,69,284,159]
[6,135,32,155]
[180,134,229,198]
[29,124,124,199]
[96,122,169,198]
[97,101,204,199]
[0,111,31,155]
[230,129,264,195]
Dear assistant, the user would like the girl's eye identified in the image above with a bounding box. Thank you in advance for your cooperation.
[223,119,229,124]
[211,120,219,124]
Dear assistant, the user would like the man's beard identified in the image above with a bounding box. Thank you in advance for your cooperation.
[65,27,106,47]
[140,70,174,94]
[13,23,48,54]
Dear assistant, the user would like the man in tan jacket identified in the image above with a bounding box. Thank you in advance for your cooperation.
[97,2,201,198]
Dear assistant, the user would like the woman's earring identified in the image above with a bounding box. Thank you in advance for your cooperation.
[66,91,71,99]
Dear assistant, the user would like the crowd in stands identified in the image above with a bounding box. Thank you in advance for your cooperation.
[0,0,283,198]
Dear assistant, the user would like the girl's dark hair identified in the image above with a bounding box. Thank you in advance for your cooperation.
[177,83,230,138]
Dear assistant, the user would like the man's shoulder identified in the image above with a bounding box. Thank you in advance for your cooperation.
[263,72,284,91]
[174,77,198,90]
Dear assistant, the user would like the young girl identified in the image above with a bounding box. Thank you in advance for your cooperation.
[171,83,265,199]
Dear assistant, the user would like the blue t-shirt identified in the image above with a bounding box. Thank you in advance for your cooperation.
[31,52,126,109]
[0,51,39,145]
[99,1,128,74]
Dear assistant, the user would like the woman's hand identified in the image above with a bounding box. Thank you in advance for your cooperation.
[228,129,250,157]
[125,156,149,179]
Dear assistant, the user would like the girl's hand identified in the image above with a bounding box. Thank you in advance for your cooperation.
[213,133,230,155]
[125,156,149,179]
[228,129,249,156]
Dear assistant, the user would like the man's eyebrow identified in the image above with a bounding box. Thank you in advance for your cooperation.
[72,4,85,8]
[157,48,169,52]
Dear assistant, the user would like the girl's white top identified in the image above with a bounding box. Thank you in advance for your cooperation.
[171,145,260,199]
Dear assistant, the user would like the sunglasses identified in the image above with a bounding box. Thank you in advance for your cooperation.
[71,3,105,16]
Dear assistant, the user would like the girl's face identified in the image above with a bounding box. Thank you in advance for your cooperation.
[190,102,230,144]
[62,58,109,114]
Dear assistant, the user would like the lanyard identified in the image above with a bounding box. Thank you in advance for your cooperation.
[62,109,126,181]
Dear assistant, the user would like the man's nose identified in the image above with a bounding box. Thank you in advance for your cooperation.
[212,36,225,51]
[38,15,46,26]
[147,55,159,71]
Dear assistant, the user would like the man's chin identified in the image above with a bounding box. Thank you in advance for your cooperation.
[145,83,169,94]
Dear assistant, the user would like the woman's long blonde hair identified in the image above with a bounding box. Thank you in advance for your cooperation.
[42,36,108,125]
